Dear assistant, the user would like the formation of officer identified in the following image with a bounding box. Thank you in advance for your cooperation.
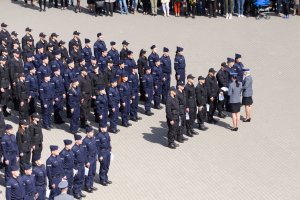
[0,23,187,135]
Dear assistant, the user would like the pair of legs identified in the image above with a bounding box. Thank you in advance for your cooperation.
[231,112,240,129]
[162,3,170,16]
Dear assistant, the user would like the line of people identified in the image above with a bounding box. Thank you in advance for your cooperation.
[13,0,300,18]
[165,57,253,149]
[2,116,113,199]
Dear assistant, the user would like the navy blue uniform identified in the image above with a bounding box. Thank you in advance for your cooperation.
[2,133,19,181]
[160,55,172,104]
[118,82,131,126]
[82,46,93,66]
[142,74,154,113]
[115,67,126,80]
[129,72,139,119]
[174,55,186,84]
[37,64,51,84]
[22,174,37,200]
[46,155,65,200]
[59,148,75,194]
[33,164,47,200]
[148,52,159,69]
[108,48,120,66]
[98,55,109,72]
[72,143,86,196]
[83,136,97,189]
[94,40,106,60]
[152,65,163,108]
[51,59,65,75]
[233,62,244,82]
[108,86,120,131]
[26,73,39,115]
[63,67,80,90]
[39,81,55,128]
[96,93,109,128]
[124,58,137,75]
[96,131,112,184]
[6,176,25,200]
[68,87,81,134]
[52,74,65,123]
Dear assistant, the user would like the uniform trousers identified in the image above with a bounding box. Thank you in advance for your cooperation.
[99,151,111,183]
[36,185,46,200]
[109,106,119,130]
[167,119,179,144]
[150,0,158,14]
[85,158,96,189]
[130,93,139,119]
[197,105,206,124]
[73,165,84,196]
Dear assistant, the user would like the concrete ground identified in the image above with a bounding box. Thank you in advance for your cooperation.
[0,1,299,199]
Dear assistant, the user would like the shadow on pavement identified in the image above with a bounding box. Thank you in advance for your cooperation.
[142,121,168,147]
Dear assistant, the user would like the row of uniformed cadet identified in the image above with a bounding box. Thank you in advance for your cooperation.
[4,124,112,199]
[0,22,188,135]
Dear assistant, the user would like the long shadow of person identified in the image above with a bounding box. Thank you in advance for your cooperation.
[142,121,169,147]
[11,0,41,11]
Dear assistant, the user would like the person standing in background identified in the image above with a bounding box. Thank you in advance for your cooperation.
[242,68,253,122]
[228,75,242,131]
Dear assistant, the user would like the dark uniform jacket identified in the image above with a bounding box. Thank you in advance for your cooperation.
[166,95,180,120]
[0,64,10,89]
[29,122,43,147]
[195,83,207,107]
[16,128,32,154]
[216,69,229,88]
[137,56,148,78]
[185,83,196,109]
[205,75,219,98]
[16,80,29,102]
[79,75,92,99]
[9,57,24,84]
[176,90,186,115]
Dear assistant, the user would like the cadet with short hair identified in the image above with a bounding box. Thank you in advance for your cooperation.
[32,155,47,200]
[195,76,209,131]
[6,165,25,200]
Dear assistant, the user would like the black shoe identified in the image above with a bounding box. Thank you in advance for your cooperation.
[191,130,199,135]
[80,193,86,197]
[212,118,218,124]
[50,125,54,128]
[100,182,108,186]
[182,137,188,141]
[230,127,238,131]
[122,123,129,127]
[145,111,153,116]
[109,129,119,133]
[154,106,163,110]
[43,126,51,130]
[243,118,251,122]
[43,9,46,11]
[177,139,184,143]
[199,124,208,131]
[128,123,132,126]
[85,188,93,193]
[168,143,176,149]
[186,132,193,137]
[218,113,226,118]
[107,180,112,184]
[137,116,142,120]
[130,117,138,122]
[91,186,98,191]
[74,194,81,199]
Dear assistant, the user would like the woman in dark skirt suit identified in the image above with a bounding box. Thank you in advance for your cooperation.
[242,69,253,122]
[228,75,242,131]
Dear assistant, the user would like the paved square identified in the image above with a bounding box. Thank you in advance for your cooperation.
[0,1,299,199]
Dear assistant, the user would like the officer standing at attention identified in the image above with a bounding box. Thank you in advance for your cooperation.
[26,65,39,116]
[54,181,74,200]
[16,73,29,120]
[79,67,92,128]
[96,85,109,128]
[0,56,12,116]
[119,40,130,61]
[118,73,132,127]
[59,139,75,195]
[32,155,47,200]
[166,87,180,149]
[52,67,66,124]
[137,49,148,101]
[148,45,159,69]
[129,65,142,122]
[195,76,209,131]
[46,145,65,200]
[68,78,81,134]
[37,55,51,84]
[96,125,113,186]
[142,66,154,116]
[174,46,186,84]
[2,124,19,182]
[16,119,32,175]
[82,38,93,67]
[39,73,55,130]
[29,113,44,166]
[124,50,136,75]
[22,164,38,200]
[233,53,244,82]
[94,33,106,61]
[72,134,87,199]
[6,165,25,200]
[108,78,120,133]
[160,47,171,104]
[205,68,219,124]
[22,27,34,50]
[185,74,198,136]
[242,68,253,122]
[108,41,120,67]
[175,81,190,141]
[216,62,229,118]
[83,126,98,193]
[152,58,163,109]
[69,31,82,55]
[98,48,109,73]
